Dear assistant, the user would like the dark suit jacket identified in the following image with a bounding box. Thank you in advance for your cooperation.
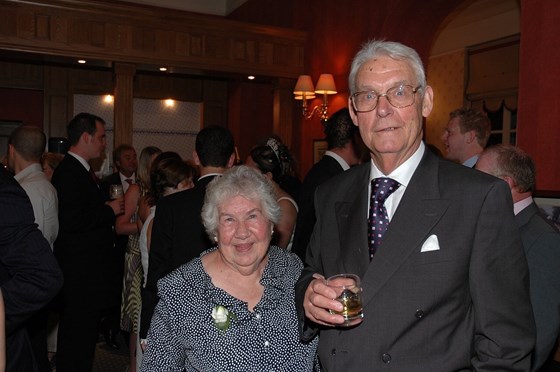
[292,154,344,261]
[0,166,63,372]
[296,148,535,371]
[51,154,116,310]
[516,202,560,371]
[140,175,216,338]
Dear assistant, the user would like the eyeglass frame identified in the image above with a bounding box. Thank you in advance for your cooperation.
[350,84,423,113]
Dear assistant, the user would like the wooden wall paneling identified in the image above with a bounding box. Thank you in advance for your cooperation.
[202,80,228,128]
[43,65,69,138]
[113,62,135,147]
[0,0,306,79]
[0,60,43,90]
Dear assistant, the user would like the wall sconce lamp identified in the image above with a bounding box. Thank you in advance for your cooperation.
[293,74,337,122]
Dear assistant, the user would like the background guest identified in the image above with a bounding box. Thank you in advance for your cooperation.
[100,143,138,350]
[441,108,491,167]
[476,144,560,371]
[292,108,360,261]
[135,152,196,370]
[7,125,59,371]
[246,138,298,250]
[141,165,318,371]
[41,152,64,182]
[257,135,302,202]
[140,125,235,344]
[115,146,160,372]
[0,165,63,371]
[51,112,123,372]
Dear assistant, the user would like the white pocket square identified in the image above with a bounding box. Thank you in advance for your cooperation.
[420,234,440,252]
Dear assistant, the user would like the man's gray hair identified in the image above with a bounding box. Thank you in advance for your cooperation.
[348,40,426,95]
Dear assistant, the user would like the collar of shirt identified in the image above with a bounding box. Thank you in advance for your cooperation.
[14,163,43,183]
[514,196,533,215]
[119,172,135,193]
[368,141,425,220]
[324,150,350,171]
[67,151,91,172]
[198,173,221,182]
[462,155,479,168]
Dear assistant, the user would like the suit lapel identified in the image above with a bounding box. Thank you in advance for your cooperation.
[361,151,450,306]
[337,165,371,277]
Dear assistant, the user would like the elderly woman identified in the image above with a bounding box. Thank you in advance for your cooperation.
[141,165,318,371]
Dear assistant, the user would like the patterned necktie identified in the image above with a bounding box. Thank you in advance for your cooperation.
[368,177,400,259]
[125,178,133,185]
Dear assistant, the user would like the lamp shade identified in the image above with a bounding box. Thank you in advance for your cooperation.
[294,93,316,100]
[293,75,315,95]
[315,74,337,95]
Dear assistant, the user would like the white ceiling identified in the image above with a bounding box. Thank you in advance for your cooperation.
[115,0,248,16]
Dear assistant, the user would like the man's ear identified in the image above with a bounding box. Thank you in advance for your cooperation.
[227,153,235,168]
[193,150,201,166]
[502,175,516,191]
[421,86,434,118]
[465,130,476,144]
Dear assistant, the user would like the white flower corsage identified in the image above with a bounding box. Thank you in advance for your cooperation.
[212,305,236,331]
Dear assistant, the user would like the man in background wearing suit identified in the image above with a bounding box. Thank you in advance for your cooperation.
[100,143,138,350]
[292,107,360,262]
[441,107,491,167]
[296,40,534,370]
[476,144,560,371]
[0,165,63,371]
[52,113,123,372]
[140,125,235,345]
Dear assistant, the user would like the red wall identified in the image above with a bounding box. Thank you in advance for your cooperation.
[232,0,462,176]
[0,88,43,128]
[517,0,560,193]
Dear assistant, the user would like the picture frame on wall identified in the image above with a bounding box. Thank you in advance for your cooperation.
[534,195,560,230]
[313,139,328,164]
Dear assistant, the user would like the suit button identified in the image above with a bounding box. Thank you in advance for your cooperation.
[415,309,424,319]
[382,353,391,363]
[331,348,336,355]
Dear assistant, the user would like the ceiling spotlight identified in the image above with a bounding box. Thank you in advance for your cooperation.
[164,99,175,107]
[104,94,114,104]
[77,59,87,64]
[248,75,255,80]
[159,67,168,72]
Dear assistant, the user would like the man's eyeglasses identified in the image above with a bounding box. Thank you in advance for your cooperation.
[350,84,422,113]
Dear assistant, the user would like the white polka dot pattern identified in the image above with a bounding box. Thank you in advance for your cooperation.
[141,245,319,371]
[368,177,400,259]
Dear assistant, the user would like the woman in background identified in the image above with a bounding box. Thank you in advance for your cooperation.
[136,152,196,369]
[246,137,298,250]
[116,146,161,372]
[41,152,64,182]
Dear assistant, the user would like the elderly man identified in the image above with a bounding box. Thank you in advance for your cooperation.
[296,40,534,371]
[476,144,560,371]
[441,107,491,167]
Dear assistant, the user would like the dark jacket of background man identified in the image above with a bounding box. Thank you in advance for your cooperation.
[0,165,63,372]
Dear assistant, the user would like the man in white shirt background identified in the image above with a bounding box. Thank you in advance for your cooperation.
[7,125,60,372]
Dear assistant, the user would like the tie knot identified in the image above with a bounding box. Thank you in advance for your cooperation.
[372,177,400,202]
[125,178,133,185]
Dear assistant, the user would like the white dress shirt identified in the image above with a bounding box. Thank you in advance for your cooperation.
[369,142,425,221]
[14,163,59,249]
